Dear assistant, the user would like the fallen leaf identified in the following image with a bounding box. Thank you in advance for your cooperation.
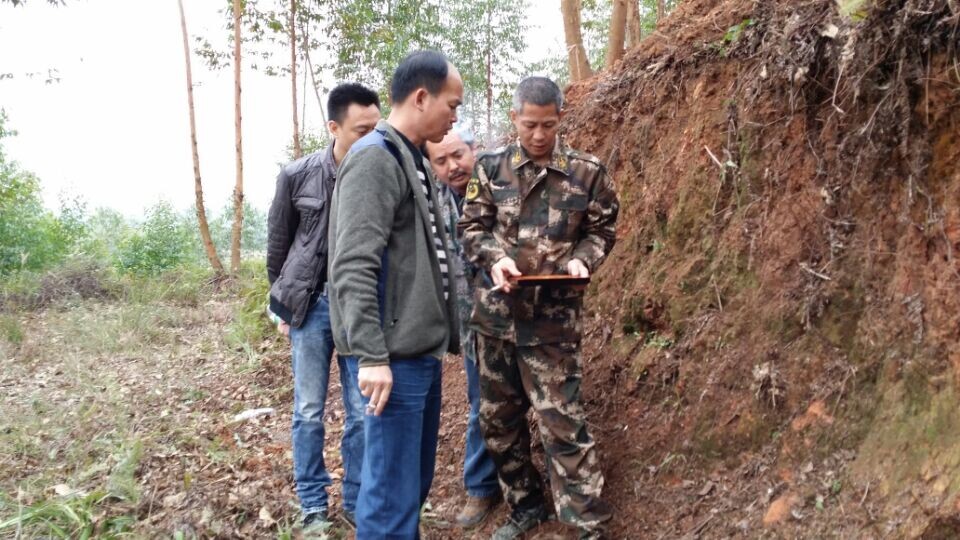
[258,505,275,525]
[163,492,186,508]
[698,481,715,497]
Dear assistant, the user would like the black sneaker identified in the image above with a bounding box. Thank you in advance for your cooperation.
[301,510,330,537]
[491,505,554,540]
[341,508,356,529]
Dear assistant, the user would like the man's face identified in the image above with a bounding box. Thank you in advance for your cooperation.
[329,103,381,153]
[419,65,464,144]
[510,102,563,162]
[425,132,475,195]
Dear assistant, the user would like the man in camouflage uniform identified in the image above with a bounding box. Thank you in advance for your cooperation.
[458,77,619,540]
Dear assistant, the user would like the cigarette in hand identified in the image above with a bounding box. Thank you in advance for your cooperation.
[490,282,506,293]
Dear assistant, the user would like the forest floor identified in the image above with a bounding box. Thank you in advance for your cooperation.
[0,282,598,539]
[0,277,889,539]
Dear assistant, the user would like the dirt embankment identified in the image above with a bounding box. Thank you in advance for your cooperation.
[559,0,960,536]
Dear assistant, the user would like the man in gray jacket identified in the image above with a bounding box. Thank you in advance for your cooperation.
[328,50,462,538]
[267,83,380,532]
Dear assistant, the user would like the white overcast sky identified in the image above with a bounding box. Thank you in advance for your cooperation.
[0,0,564,217]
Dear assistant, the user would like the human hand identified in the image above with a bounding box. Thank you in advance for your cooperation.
[567,258,590,279]
[491,257,522,293]
[358,365,393,416]
[278,321,290,337]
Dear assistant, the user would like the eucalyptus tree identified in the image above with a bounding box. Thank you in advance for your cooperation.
[320,0,443,103]
[177,0,224,275]
[562,0,593,82]
[445,0,528,146]
[318,0,526,145]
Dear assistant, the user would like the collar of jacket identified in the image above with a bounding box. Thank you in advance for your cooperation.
[375,120,431,185]
[510,139,571,176]
[322,142,338,180]
[375,120,446,242]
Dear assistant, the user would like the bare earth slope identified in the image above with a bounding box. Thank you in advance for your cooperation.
[541,0,960,537]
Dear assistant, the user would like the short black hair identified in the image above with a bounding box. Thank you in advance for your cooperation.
[327,82,381,124]
[390,50,450,105]
[512,76,563,113]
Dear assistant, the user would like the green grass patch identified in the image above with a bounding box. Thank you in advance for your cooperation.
[0,313,22,345]
[0,489,134,539]
[839,0,869,20]
[107,439,143,503]
[224,259,272,363]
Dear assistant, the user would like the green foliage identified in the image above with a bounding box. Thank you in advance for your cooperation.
[76,207,130,262]
[286,128,330,161]
[0,313,22,344]
[107,439,143,502]
[197,0,530,144]
[0,489,133,539]
[113,201,192,275]
[581,0,614,71]
[199,200,268,261]
[0,112,84,275]
[445,0,529,143]
[724,18,754,44]
[224,259,273,363]
[839,0,869,20]
[322,0,443,100]
[118,264,214,307]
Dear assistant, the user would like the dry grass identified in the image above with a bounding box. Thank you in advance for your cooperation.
[0,276,353,539]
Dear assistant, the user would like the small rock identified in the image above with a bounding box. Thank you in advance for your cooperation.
[52,484,77,497]
[233,407,275,422]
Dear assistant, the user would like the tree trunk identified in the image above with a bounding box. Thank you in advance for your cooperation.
[305,49,327,125]
[485,8,492,145]
[177,0,224,276]
[626,0,642,47]
[657,0,666,21]
[231,0,244,274]
[606,0,628,69]
[561,0,592,82]
[289,0,302,160]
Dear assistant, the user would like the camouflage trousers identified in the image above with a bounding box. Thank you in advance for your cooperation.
[475,333,612,532]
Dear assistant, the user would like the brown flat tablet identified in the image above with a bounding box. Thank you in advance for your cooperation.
[511,275,591,287]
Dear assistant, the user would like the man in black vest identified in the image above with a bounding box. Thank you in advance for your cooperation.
[266,83,381,533]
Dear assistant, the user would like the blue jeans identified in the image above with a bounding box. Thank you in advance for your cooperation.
[290,295,364,515]
[463,335,500,498]
[345,355,442,540]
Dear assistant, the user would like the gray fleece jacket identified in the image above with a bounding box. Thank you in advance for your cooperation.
[328,120,460,367]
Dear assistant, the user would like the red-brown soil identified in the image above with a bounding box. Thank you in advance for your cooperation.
[500,0,960,537]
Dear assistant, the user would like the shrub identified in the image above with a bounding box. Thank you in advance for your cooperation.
[0,113,88,275]
[224,259,274,361]
[114,201,192,275]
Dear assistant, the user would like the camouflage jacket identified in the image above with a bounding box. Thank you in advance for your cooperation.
[458,140,619,345]
[436,182,476,346]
